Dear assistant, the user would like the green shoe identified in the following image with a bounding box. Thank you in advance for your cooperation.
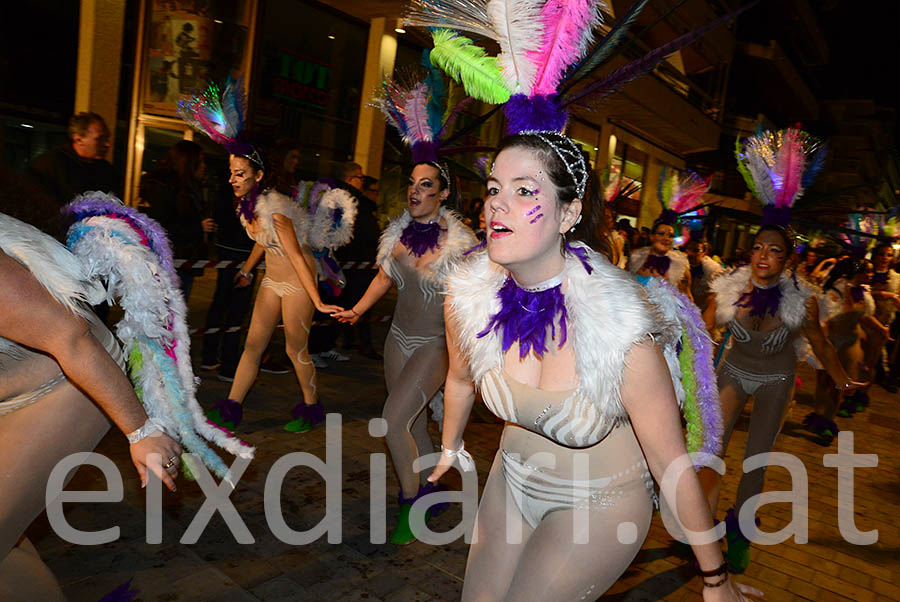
[390,502,431,545]
[725,531,751,573]
[283,417,311,433]
[206,398,242,431]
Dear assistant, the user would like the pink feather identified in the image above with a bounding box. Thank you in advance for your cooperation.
[669,173,712,213]
[527,0,600,96]
[400,82,434,144]
[775,128,805,208]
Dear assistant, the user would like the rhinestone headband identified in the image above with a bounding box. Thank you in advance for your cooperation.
[427,160,452,193]
[520,130,588,198]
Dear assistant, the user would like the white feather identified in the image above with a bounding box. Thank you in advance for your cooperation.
[627,247,690,288]
[242,189,309,252]
[307,187,358,250]
[710,266,814,334]
[486,0,544,93]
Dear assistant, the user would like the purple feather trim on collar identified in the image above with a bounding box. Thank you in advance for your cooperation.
[642,253,671,276]
[564,242,593,274]
[737,284,782,318]
[477,276,567,359]
[237,185,259,223]
[849,285,865,303]
[400,219,443,257]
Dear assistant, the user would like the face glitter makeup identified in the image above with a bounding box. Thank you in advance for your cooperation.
[529,213,544,224]
[525,204,542,216]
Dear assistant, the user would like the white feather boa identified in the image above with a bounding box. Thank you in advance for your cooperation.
[376,207,477,286]
[710,266,814,332]
[0,213,106,360]
[873,270,900,323]
[819,280,875,323]
[68,214,254,478]
[447,242,682,426]
[628,247,690,288]
[241,189,308,252]
[306,187,358,250]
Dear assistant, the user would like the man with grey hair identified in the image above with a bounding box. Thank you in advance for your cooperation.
[28,112,117,211]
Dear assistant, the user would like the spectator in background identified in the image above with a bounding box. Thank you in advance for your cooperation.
[335,162,381,360]
[140,140,214,300]
[635,226,651,249]
[200,171,256,382]
[361,175,379,203]
[28,112,117,235]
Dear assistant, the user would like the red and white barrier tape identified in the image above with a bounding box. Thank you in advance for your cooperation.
[174,259,378,270]
[189,314,391,336]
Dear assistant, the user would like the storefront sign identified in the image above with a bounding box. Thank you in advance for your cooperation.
[272,50,330,109]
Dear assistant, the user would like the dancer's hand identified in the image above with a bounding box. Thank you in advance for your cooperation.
[234,271,252,288]
[837,379,868,392]
[316,301,344,314]
[703,577,763,601]
[130,432,183,492]
[332,308,360,324]
[201,218,217,233]
[427,445,460,483]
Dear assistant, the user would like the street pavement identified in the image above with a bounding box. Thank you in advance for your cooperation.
[27,271,899,601]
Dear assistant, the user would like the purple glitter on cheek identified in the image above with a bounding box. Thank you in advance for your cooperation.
[529,213,544,224]
[525,204,542,216]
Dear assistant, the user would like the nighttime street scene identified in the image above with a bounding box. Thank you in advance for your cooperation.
[0,0,897,600]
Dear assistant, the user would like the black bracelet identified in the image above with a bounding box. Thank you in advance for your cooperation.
[695,561,728,578]
[703,574,729,588]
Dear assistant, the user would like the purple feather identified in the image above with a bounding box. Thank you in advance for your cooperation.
[464,239,486,255]
[477,276,568,359]
[503,93,568,134]
[412,140,439,163]
[65,194,175,276]
[237,185,259,223]
[564,3,755,108]
[642,253,671,277]
[565,241,593,274]
[761,205,792,227]
[98,578,140,602]
[400,219,443,257]
[736,285,782,318]
[210,398,243,426]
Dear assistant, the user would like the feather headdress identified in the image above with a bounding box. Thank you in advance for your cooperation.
[177,78,264,169]
[735,127,827,227]
[655,166,712,226]
[66,193,254,480]
[406,0,753,134]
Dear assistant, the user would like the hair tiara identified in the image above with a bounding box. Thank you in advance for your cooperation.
[520,130,588,198]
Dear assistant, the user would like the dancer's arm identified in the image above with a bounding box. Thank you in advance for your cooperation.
[680,270,695,303]
[234,243,264,288]
[0,252,182,492]
[332,267,393,324]
[802,298,866,389]
[860,314,890,339]
[621,340,761,602]
[272,213,343,313]
[702,294,718,337]
[428,295,476,482]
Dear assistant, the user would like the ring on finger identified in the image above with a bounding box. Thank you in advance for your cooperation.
[164,455,179,469]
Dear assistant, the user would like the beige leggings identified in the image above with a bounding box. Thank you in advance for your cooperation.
[0,351,111,601]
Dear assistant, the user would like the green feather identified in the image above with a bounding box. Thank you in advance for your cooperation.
[734,136,757,198]
[678,330,703,454]
[430,29,511,105]
[127,342,145,405]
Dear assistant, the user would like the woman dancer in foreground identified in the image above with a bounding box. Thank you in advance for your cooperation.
[334,161,475,544]
[431,131,758,602]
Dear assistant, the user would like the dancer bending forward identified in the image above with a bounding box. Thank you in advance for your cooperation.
[208,155,342,432]
[335,161,475,544]
[431,132,759,602]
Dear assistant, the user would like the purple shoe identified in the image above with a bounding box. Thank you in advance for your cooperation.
[284,401,325,433]
[207,398,243,430]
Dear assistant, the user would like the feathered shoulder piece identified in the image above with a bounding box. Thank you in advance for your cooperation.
[447,242,675,420]
[65,192,253,480]
[242,189,308,252]
[377,207,477,284]
[735,127,826,227]
[627,246,690,287]
[710,265,814,332]
[405,0,752,134]
[177,77,263,169]
[656,166,712,226]
[296,179,358,251]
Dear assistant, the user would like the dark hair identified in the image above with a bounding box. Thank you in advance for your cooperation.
[873,242,894,257]
[753,224,795,254]
[652,221,675,235]
[0,164,66,237]
[264,140,301,196]
[495,133,613,262]
[342,161,363,181]
[68,112,106,140]
[413,161,458,209]
[824,257,870,294]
